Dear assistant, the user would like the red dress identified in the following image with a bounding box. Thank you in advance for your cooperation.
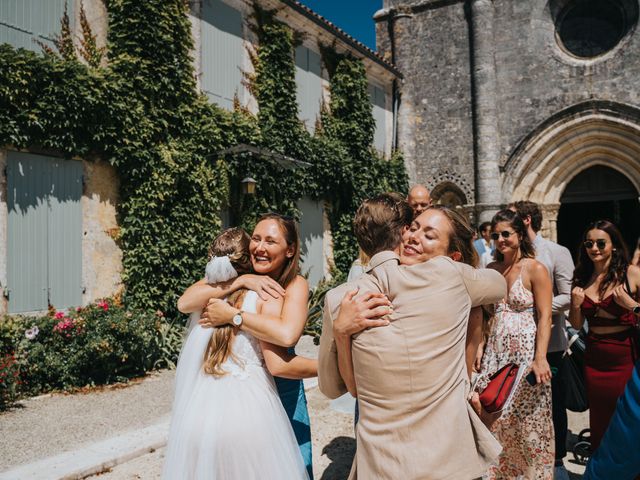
[581,294,639,450]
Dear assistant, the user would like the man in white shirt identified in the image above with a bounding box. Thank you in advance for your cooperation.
[473,222,494,267]
[510,201,575,480]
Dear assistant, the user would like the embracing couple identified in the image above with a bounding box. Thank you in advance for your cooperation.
[162,213,316,479]
[319,193,508,479]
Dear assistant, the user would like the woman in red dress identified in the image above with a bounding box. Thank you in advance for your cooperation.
[569,220,640,451]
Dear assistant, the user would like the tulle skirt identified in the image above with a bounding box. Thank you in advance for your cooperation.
[163,326,309,480]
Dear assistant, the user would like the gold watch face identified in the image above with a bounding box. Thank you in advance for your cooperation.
[232,313,242,326]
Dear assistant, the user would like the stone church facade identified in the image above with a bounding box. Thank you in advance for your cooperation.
[375,0,640,250]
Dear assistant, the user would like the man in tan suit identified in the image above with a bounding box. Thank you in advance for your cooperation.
[319,196,506,479]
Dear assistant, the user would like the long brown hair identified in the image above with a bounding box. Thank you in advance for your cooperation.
[573,220,630,298]
[255,213,301,288]
[428,205,479,267]
[203,228,252,376]
[490,209,536,262]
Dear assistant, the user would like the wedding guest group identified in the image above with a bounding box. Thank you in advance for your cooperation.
[162,187,640,479]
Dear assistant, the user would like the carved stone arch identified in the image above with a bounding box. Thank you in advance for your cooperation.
[503,100,640,239]
[426,168,474,204]
[431,181,468,208]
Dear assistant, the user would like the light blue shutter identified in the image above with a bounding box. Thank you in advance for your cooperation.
[0,0,72,52]
[201,0,244,109]
[6,152,82,313]
[7,152,50,313]
[297,197,324,287]
[370,84,387,153]
[295,46,323,132]
[48,157,82,309]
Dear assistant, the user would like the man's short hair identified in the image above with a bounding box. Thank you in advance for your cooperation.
[511,200,543,232]
[354,193,413,257]
[478,221,491,233]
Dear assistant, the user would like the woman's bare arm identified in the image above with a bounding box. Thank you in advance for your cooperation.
[530,260,553,384]
[177,275,285,314]
[256,293,318,379]
[201,276,309,347]
[568,286,586,330]
[334,334,357,397]
[466,306,484,379]
[261,342,318,379]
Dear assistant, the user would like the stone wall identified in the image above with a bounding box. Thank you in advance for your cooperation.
[81,159,122,306]
[492,1,640,169]
[378,0,640,219]
[376,1,476,201]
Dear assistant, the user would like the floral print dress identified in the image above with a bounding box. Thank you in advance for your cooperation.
[477,266,555,480]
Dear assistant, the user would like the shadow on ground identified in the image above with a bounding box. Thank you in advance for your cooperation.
[320,436,356,480]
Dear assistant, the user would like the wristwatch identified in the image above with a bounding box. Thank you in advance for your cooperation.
[232,310,244,327]
[633,305,640,316]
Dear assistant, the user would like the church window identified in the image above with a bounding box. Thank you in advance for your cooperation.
[557,0,631,58]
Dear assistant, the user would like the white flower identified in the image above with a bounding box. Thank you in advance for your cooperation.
[25,326,39,340]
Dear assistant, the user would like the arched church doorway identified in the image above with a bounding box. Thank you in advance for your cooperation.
[557,165,640,258]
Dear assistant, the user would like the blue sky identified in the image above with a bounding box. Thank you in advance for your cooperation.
[298,0,380,50]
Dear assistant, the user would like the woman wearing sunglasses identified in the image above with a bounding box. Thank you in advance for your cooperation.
[569,220,640,451]
[474,209,554,479]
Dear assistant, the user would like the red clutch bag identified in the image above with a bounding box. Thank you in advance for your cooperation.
[479,363,520,413]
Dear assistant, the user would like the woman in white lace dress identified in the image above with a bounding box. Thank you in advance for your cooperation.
[474,209,555,479]
[162,228,310,480]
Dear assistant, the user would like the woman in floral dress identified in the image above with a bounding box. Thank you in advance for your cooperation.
[475,209,555,479]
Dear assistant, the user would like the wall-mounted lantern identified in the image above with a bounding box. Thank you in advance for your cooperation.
[241,177,257,195]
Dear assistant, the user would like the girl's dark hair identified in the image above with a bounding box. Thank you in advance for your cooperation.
[573,220,630,297]
[256,213,301,288]
[490,209,536,262]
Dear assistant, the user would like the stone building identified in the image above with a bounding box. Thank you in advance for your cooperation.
[375,0,640,251]
[0,0,398,313]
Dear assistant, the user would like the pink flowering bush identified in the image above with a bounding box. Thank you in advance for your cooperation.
[0,298,183,409]
[0,353,20,409]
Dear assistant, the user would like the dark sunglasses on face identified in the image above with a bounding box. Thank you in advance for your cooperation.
[491,231,516,241]
[584,239,607,249]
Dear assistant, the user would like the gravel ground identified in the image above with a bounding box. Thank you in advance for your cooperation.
[0,369,175,472]
[92,389,589,480]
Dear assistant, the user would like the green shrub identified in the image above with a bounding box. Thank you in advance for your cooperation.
[0,299,184,409]
[305,273,345,344]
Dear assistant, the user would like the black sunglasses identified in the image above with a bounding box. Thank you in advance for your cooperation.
[584,239,607,250]
[490,230,516,241]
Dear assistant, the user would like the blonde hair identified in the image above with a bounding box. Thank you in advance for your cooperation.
[203,228,252,376]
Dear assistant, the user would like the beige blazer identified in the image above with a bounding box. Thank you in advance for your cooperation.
[318,252,507,480]
[318,252,397,399]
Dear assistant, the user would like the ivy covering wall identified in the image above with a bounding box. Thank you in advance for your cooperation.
[0,0,407,319]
